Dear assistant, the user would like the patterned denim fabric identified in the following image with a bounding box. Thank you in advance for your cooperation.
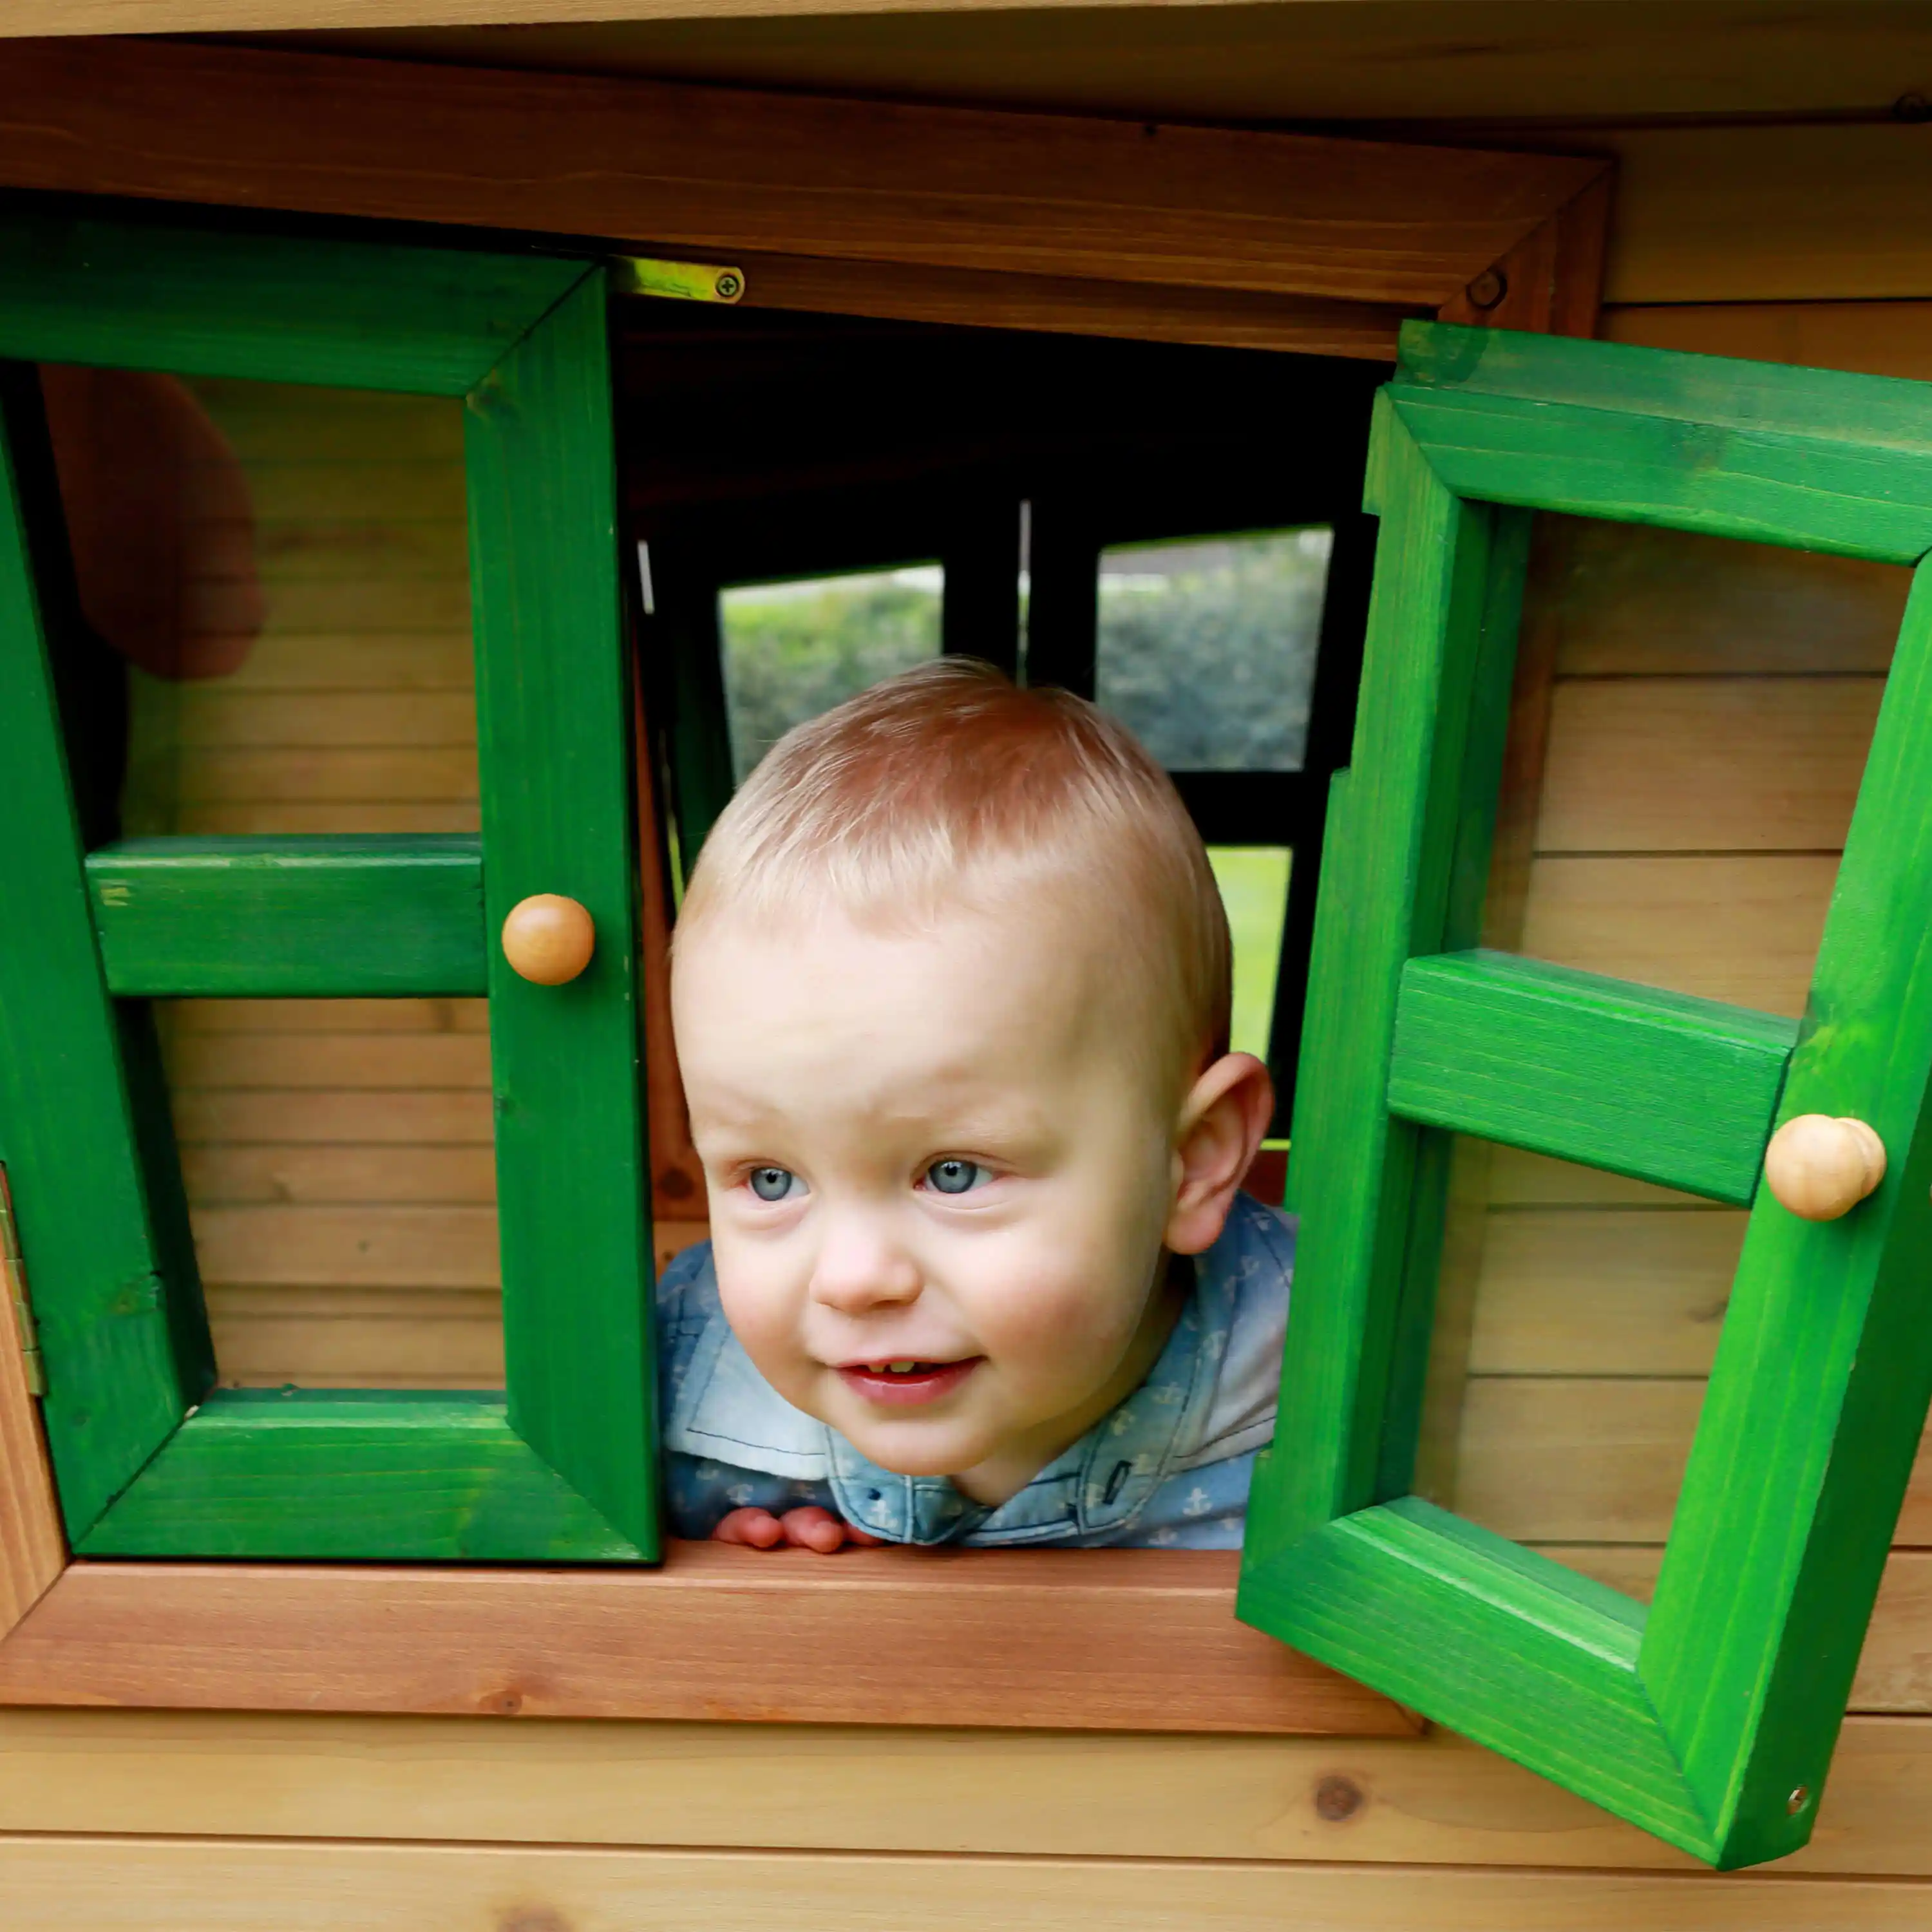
[657,1191,1294,1549]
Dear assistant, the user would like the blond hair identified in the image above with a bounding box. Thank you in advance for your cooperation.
[676,659,1231,1087]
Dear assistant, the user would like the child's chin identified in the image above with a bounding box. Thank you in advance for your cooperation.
[840,1421,983,1480]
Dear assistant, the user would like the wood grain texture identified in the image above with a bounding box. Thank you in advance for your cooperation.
[0,39,1604,306]
[0,1702,1927,1876]
[1388,950,1794,1204]
[0,1545,1414,1736]
[0,1174,61,1642]
[86,836,486,997]
[1529,511,1908,677]
[1537,677,1881,854]
[72,1391,635,1562]
[1520,854,1836,1016]
[0,209,581,397]
[12,1833,1932,1932]
[725,250,1413,361]
[468,268,658,1558]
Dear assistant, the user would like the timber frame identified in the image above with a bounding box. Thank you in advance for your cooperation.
[0,35,1604,1734]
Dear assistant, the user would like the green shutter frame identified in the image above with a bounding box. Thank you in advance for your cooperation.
[1238,321,1932,1868]
[0,213,658,1562]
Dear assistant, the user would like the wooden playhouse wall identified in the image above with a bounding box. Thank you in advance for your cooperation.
[8,113,1932,1928]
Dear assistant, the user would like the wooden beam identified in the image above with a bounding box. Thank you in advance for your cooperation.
[0,1544,1416,1735]
[0,39,1605,308]
[0,1172,62,1646]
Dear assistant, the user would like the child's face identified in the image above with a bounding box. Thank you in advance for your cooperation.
[672,896,1202,1495]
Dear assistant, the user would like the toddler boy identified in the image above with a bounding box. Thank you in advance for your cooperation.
[659,658,1292,1549]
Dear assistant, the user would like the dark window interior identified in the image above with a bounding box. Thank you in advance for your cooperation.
[621,303,1382,1135]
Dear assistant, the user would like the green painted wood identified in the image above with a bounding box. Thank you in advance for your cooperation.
[1236,1501,1712,1857]
[1641,560,1932,1868]
[0,377,208,1541]
[1240,317,1932,1869]
[87,836,487,997]
[77,1389,641,1561]
[1388,950,1797,1206]
[0,211,585,396]
[468,269,659,1560]
[1244,405,1521,1566]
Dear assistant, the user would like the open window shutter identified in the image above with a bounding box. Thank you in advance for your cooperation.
[1236,321,1932,1868]
[0,214,657,1561]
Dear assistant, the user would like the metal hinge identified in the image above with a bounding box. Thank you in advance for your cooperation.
[0,1166,46,1398]
[612,255,746,305]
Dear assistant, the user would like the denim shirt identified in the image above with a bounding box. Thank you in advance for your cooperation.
[656,1191,1294,1549]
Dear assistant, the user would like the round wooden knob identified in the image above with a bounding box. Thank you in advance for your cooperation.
[1763,1114,1886,1221]
[501,894,595,985]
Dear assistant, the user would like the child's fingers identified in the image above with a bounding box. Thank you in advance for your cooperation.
[713,1506,785,1548]
[780,1506,858,1553]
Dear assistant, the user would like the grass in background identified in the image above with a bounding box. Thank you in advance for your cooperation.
[1207,846,1291,1064]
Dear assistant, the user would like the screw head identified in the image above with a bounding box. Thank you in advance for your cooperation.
[714,269,744,301]
[1464,267,1509,312]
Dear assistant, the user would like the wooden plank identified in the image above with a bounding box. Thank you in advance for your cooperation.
[0,1172,61,1642]
[723,250,1412,361]
[17,1835,1932,1932]
[76,1391,638,1562]
[171,1088,494,1146]
[1531,509,1908,678]
[0,1544,1412,1736]
[1487,1146,1714,1208]
[1520,854,1837,1017]
[191,1206,500,1291]
[86,837,486,998]
[176,803,483,835]
[1538,676,1882,853]
[1455,1381,1932,1549]
[200,634,475,692]
[169,996,489,1035]
[1607,301,1932,387]
[0,209,582,396]
[469,269,658,1560]
[187,377,466,463]
[1607,122,1932,305]
[207,1286,503,1390]
[153,747,478,805]
[179,1143,498,1205]
[1468,1208,1745,1376]
[1389,951,1794,1204]
[0,39,1605,307]
[168,692,477,749]
[165,1032,492,1090]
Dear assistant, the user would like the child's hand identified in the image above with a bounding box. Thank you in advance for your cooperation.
[712,1505,884,1553]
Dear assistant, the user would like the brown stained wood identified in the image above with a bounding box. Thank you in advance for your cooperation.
[8,1833,1932,1929]
[179,1143,498,1206]
[1436,172,1611,341]
[1467,1209,1742,1378]
[191,1206,501,1291]
[0,40,1605,306]
[1519,853,1837,1016]
[0,1180,62,1642]
[1455,1379,1932,1548]
[1607,300,1932,386]
[209,634,475,694]
[1486,1146,1708,1209]
[5,1701,1932,1875]
[172,1088,495,1146]
[728,251,1412,361]
[177,802,483,835]
[1536,676,1881,855]
[170,692,478,750]
[157,747,479,807]
[0,1545,1414,1736]
[1529,515,1908,678]
[173,997,489,1036]
[209,1289,504,1390]
[166,1032,491,1090]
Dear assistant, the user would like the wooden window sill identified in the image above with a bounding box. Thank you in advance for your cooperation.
[0,1542,1413,1734]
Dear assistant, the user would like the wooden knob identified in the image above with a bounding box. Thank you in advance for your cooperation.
[1763,1114,1886,1221]
[501,894,595,985]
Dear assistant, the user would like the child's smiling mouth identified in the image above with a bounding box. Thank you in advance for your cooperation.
[836,1358,983,1405]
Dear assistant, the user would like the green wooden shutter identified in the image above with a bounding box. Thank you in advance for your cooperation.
[1236,321,1932,1868]
[0,213,658,1562]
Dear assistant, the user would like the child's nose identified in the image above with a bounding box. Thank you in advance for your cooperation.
[808,1216,922,1315]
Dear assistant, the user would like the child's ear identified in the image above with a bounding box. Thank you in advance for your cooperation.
[1165,1051,1276,1256]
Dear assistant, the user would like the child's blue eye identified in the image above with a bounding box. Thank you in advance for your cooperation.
[925,1159,990,1196]
[748,1166,802,1202]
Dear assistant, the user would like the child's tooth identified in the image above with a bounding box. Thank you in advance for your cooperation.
[889,1360,916,1374]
